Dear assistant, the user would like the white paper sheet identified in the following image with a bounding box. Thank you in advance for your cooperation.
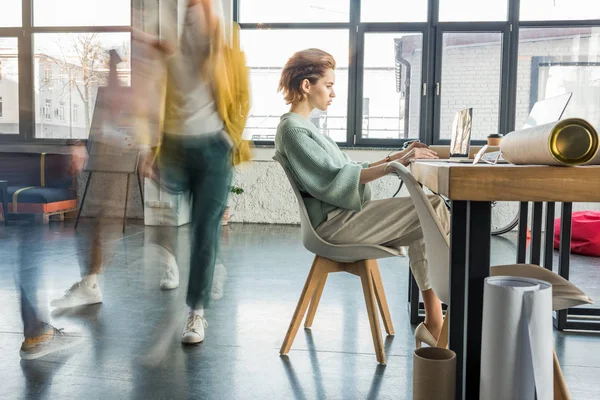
[479,276,553,400]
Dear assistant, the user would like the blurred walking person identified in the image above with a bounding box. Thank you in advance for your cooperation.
[137,0,251,344]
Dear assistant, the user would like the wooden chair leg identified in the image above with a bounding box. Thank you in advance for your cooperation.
[436,308,450,348]
[305,272,328,329]
[280,256,325,355]
[554,349,570,400]
[369,260,395,336]
[359,261,386,365]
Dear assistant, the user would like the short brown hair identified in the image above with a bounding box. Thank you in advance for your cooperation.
[278,48,336,105]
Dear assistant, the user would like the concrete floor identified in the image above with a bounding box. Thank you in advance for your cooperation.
[0,221,599,399]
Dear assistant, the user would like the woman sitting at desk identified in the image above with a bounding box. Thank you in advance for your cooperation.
[275,48,450,347]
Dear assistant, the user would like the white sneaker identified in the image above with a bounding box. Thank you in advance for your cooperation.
[160,263,180,290]
[181,314,208,344]
[50,280,103,309]
[20,326,84,360]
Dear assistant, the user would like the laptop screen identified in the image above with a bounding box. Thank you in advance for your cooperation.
[521,92,572,129]
[450,108,473,157]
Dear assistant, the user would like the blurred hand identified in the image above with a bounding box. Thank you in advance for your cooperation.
[404,141,429,152]
[139,149,156,179]
[397,148,439,166]
[70,142,88,175]
[390,141,430,162]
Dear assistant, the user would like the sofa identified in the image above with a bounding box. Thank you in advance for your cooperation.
[0,151,78,223]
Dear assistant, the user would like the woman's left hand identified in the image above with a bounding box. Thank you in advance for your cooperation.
[391,141,429,161]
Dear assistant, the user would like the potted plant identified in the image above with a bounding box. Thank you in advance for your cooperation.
[222,186,244,226]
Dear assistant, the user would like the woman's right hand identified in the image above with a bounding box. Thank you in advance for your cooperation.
[397,148,439,166]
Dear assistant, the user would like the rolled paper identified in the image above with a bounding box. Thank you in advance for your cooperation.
[480,276,553,400]
[500,118,598,166]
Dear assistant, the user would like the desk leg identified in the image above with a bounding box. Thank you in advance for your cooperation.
[408,269,420,324]
[544,202,556,271]
[530,202,544,265]
[464,201,492,400]
[449,201,468,400]
[517,202,529,263]
[555,202,573,331]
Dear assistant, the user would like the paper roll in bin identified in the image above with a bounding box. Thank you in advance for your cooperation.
[480,277,553,400]
[413,347,456,400]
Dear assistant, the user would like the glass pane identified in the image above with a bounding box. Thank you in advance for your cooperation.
[516,28,600,131]
[241,29,349,142]
[439,32,503,141]
[439,0,508,22]
[521,0,600,21]
[0,37,19,134]
[361,0,427,22]
[240,0,349,23]
[34,33,131,139]
[0,0,22,27]
[362,33,422,140]
[34,0,131,26]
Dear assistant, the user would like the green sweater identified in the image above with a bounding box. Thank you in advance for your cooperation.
[275,112,371,228]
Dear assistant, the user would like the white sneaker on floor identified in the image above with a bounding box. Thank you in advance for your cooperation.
[20,326,84,360]
[160,263,180,290]
[181,314,208,344]
[50,280,102,309]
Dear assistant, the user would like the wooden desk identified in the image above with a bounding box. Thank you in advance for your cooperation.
[410,161,600,400]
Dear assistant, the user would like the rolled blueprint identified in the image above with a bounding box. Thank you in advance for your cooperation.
[480,277,553,400]
[500,118,598,166]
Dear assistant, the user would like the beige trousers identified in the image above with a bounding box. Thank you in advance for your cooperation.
[315,195,450,291]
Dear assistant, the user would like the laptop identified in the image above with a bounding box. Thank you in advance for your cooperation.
[522,92,572,129]
[425,108,474,163]
[422,93,573,164]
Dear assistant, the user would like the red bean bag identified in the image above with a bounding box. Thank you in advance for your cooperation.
[554,211,600,257]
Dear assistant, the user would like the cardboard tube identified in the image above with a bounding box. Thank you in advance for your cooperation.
[413,347,456,400]
[500,118,598,166]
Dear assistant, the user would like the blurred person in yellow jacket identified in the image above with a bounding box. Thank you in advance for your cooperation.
[136,0,240,344]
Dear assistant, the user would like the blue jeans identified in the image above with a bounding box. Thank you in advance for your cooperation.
[16,225,49,338]
[155,132,232,309]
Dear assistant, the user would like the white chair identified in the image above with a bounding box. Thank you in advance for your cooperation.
[274,153,403,365]
[385,161,592,399]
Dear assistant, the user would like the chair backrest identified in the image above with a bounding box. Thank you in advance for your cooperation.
[385,162,451,303]
[273,153,400,263]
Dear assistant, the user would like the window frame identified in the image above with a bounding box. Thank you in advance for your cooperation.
[234,0,600,148]
[0,0,133,145]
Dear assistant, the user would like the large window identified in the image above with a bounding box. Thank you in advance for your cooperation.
[361,0,428,23]
[0,0,131,142]
[520,0,600,21]
[33,32,131,139]
[0,37,18,134]
[361,32,423,140]
[236,0,599,147]
[0,0,22,28]
[439,0,508,22]
[438,32,504,141]
[516,27,600,130]
[241,29,349,142]
[239,0,349,23]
